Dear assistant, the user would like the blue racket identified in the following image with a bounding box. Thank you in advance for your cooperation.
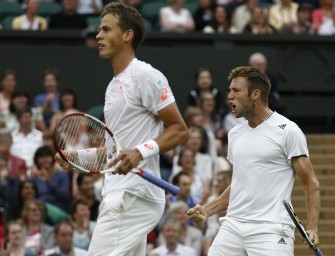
[54,112,179,196]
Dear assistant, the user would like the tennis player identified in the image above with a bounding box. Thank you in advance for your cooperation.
[187,66,321,256]
[56,2,188,256]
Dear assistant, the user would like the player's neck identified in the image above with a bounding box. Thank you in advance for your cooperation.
[248,107,273,128]
[111,51,135,77]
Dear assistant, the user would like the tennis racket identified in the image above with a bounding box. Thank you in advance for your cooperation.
[54,112,180,196]
[283,200,324,256]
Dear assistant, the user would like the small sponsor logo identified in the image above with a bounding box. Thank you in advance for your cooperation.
[278,238,287,245]
[144,144,153,150]
[278,124,286,130]
[119,79,125,90]
[161,88,168,101]
[156,79,165,89]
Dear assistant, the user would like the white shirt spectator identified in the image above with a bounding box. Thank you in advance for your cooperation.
[10,128,43,167]
[149,243,197,256]
[45,246,88,256]
[77,0,103,15]
[160,6,195,32]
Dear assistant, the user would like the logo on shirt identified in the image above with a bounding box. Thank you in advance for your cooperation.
[277,238,287,245]
[119,79,125,90]
[278,124,286,130]
[161,88,168,102]
[144,144,153,150]
[156,79,165,89]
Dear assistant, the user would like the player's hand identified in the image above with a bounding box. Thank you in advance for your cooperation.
[55,153,72,171]
[306,229,320,248]
[109,148,143,175]
[187,204,207,225]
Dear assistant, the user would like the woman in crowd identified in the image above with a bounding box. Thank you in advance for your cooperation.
[69,198,96,251]
[21,199,55,254]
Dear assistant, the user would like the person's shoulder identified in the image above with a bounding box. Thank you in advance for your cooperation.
[229,119,248,133]
[178,243,197,255]
[131,59,167,83]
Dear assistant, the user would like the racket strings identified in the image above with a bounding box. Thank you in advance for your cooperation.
[58,116,107,172]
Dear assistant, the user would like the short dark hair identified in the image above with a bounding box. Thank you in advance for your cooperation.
[69,198,89,219]
[44,68,60,83]
[15,106,32,120]
[55,220,74,235]
[1,69,16,81]
[59,88,77,111]
[228,66,271,104]
[101,2,145,50]
[172,171,190,186]
[76,173,92,187]
[194,67,213,81]
[33,145,55,168]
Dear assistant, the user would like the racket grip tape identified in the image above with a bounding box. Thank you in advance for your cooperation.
[315,248,324,256]
[137,169,180,196]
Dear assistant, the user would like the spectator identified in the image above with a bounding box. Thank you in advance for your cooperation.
[12,0,47,30]
[176,148,211,205]
[282,3,314,34]
[34,68,61,127]
[149,218,196,256]
[231,0,259,33]
[83,26,99,47]
[1,220,25,256]
[199,91,225,155]
[193,0,216,31]
[187,67,224,114]
[49,88,79,134]
[203,171,230,255]
[77,0,103,15]
[69,198,96,250]
[203,4,238,33]
[159,0,195,32]
[318,7,335,35]
[31,146,71,212]
[3,90,46,132]
[0,70,16,114]
[167,171,196,209]
[0,130,27,180]
[312,0,334,32]
[244,6,276,34]
[21,199,55,254]
[158,201,203,256]
[248,52,284,113]
[73,173,100,221]
[49,0,88,29]
[183,106,217,158]
[10,107,44,170]
[7,180,39,222]
[44,221,88,256]
[0,153,21,221]
[172,127,214,182]
[268,0,299,31]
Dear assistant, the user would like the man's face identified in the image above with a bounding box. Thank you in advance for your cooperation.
[228,77,253,118]
[178,174,192,197]
[56,224,74,253]
[163,224,180,245]
[96,14,127,59]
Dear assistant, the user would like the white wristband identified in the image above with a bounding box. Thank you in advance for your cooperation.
[135,140,160,160]
[77,148,97,165]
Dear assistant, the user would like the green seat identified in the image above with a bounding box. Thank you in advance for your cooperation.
[43,202,68,226]
[0,1,22,20]
[86,16,101,27]
[1,15,15,29]
[184,2,198,15]
[37,2,62,16]
[140,2,167,25]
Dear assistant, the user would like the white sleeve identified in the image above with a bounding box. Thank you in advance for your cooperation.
[137,70,175,115]
[284,124,309,159]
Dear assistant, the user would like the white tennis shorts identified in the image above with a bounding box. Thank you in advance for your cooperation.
[208,217,295,256]
[88,191,165,256]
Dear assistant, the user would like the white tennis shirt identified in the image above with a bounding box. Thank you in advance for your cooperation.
[102,58,175,204]
[226,112,309,225]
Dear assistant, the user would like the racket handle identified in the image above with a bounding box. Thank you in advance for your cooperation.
[138,169,180,196]
[315,248,324,256]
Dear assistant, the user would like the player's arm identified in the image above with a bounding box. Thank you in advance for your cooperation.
[187,185,231,225]
[111,102,188,175]
[292,155,321,247]
[155,102,188,153]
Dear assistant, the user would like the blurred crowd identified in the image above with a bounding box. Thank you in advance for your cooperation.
[0,52,282,255]
[0,0,335,35]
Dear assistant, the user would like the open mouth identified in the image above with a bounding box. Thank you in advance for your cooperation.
[230,102,236,113]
